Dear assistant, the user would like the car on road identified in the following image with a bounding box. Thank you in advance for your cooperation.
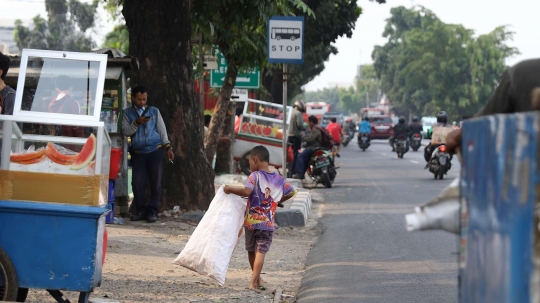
[321,112,345,128]
[421,116,437,139]
[369,115,394,140]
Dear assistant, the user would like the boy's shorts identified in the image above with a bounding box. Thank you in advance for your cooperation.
[245,228,274,254]
[334,142,341,147]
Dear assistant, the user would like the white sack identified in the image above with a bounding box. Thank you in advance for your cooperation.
[172,185,246,285]
[405,177,460,234]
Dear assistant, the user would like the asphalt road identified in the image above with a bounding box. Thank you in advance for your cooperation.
[297,138,460,303]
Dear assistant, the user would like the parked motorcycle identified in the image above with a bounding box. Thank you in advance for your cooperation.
[428,144,451,180]
[395,134,409,159]
[357,132,370,151]
[307,148,337,188]
[411,133,422,151]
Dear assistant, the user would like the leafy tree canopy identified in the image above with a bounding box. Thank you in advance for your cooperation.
[14,0,98,51]
[372,6,518,121]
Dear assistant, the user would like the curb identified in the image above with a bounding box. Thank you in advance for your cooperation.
[275,188,312,227]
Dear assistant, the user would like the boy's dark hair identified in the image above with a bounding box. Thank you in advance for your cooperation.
[55,75,74,91]
[204,115,212,127]
[0,52,10,80]
[132,85,147,97]
[331,117,337,123]
[250,145,269,163]
[308,115,318,124]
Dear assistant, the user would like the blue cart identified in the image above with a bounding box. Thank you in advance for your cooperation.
[460,112,539,303]
[0,201,109,303]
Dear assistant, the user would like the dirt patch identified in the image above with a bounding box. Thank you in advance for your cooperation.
[23,204,323,303]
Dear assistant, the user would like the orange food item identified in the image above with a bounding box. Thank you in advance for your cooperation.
[46,142,78,165]
[10,148,46,162]
[12,153,46,165]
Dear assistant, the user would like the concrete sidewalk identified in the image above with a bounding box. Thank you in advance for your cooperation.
[215,174,312,227]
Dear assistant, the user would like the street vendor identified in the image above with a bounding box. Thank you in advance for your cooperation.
[122,85,174,223]
[0,52,15,115]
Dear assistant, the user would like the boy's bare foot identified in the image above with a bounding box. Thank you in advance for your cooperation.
[248,287,263,294]
[257,276,265,287]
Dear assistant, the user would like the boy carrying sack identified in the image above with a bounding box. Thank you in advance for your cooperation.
[224,145,297,292]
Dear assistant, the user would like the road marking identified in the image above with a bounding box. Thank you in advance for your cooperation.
[410,160,419,164]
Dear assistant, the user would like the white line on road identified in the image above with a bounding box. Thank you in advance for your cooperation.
[410,160,419,164]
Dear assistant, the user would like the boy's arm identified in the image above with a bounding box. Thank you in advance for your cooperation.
[279,189,297,204]
[224,185,253,197]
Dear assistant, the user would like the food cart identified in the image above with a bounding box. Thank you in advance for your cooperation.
[0,49,111,302]
[459,112,540,303]
[5,48,133,218]
[233,98,292,175]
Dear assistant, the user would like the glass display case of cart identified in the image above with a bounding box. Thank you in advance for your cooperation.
[0,49,110,206]
[238,99,292,141]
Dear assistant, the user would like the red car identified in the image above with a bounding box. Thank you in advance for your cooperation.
[369,115,394,140]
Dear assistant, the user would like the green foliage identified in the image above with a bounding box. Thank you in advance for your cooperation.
[372,6,519,121]
[14,0,98,51]
[294,86,345,112]
[102,24,129,54]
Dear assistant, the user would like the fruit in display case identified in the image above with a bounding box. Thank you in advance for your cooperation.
[249,123,257,134]
[255,125,263,136]
[70,133,97,170]
[262,126,272,136]
[241,122,250,133]
[46,142,78,165]
[10,148,46,164]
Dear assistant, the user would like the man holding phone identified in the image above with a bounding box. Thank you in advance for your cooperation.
[123,85,174,223]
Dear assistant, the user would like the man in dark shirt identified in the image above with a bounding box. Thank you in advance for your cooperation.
[447,58,540,153]
[409,116,423,137]
[389,116,410,152]
[0,52,16,115]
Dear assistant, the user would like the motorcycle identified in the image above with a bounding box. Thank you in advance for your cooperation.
[307,148,337,188]
[341,130,354,147]
[357,132,370,151]
[428,144,451,180]
[411,133,422,151]
[395,134,409,159]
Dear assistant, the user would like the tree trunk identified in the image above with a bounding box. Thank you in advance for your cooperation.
[204,63,238,163]
[214,102,234,174]
[123,0,215,211]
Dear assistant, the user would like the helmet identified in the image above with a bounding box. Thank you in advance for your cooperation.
[412,116,419,122]
[436,111,448,124]
[293,100,305,112]
[399,116,406,124]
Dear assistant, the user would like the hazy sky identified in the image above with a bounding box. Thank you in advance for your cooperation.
[3,0,539,92]
[303,0,540,91]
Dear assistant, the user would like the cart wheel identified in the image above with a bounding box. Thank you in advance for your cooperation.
[240,152,252,176]
[0,246,19,301]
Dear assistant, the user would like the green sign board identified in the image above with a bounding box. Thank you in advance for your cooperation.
[210,50,260,89]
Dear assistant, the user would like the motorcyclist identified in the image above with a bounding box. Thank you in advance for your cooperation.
[359,116,371,143]
[424,111,450,166]
[292,115,322,180]
[409,116,423,138]
[288,100,306,177]
[389,116,410,152]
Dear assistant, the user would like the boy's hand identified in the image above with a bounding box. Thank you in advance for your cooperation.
[223,185,232,194]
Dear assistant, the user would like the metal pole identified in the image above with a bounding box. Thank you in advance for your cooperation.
[282,64,288,177]
[230,101,236,174]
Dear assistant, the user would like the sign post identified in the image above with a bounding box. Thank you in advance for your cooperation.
[267,16,304,177]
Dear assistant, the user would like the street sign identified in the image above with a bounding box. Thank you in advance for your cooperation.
[210,50,260,88]
[231,89,248,102]
[267,16,305,64]
[203,55,218,70]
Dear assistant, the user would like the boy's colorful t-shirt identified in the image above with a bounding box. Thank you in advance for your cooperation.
[244,171,296,231]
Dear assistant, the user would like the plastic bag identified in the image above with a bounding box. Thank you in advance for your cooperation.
[172,185,246,285]
[405,177,460,234]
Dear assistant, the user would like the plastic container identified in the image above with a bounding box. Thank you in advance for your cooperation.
[108,180,116,202]
[109,148,123,179]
